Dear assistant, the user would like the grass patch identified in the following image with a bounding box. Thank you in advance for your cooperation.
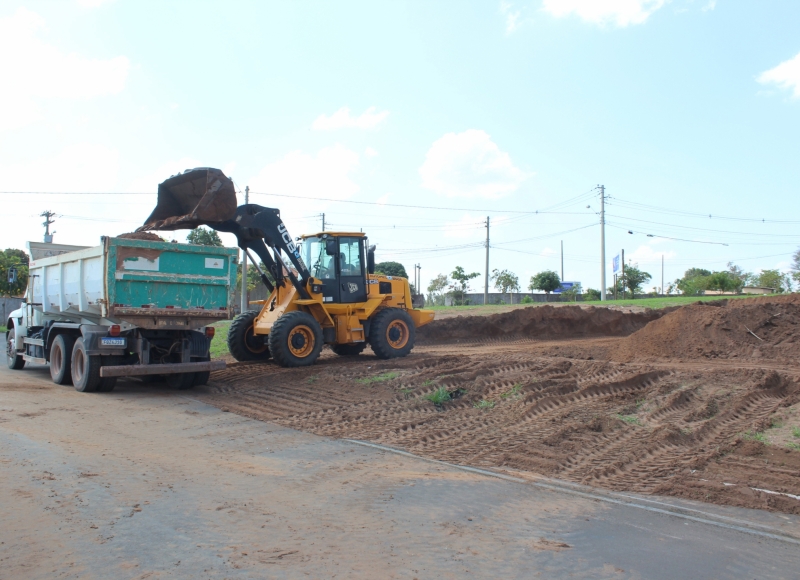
[424,386,452,406]
[399,387,414,399]
[500,384,523,399]
[770,418,785,429]
[210,320,232,359]
[473,399,495,411]
[356,371,399,385]
[616,414,642,426]
[422,379,436,387]
[741,430,769,444]
[792,426,800,439]
[787,442,800,451]
[307,375,319,384]
[0,325,7,333]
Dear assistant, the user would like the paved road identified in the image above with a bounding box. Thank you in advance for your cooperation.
[1,359,799,579]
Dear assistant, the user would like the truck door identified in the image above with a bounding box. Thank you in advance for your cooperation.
[337,237,367,304]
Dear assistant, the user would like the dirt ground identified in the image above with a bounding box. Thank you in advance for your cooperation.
[204,296,800,515]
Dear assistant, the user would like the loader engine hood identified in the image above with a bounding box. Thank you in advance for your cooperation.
[137,167,238,231]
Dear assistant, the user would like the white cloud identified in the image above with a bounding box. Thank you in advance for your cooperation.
[0,143,120,192]
[364,146,379,158]
[500,1,522,34]
[758,52,800,99]
[312,106,389,131]
[419,130,530,199]
[375,193,390,205]
[626,244,676,266]
[0,8,130,132]
[702,0,716,11]
[542,0,668,27]
[248,145,360,226]
[76,0,115,7]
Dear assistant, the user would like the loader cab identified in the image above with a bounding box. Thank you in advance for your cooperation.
[302,233,367,304]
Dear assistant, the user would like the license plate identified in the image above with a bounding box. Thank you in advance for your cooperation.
[100,337,126,347]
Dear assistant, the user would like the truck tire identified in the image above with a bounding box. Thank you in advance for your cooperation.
[228,310,271,362]
[369,308,415,360]
[166,372,195,390]
[71,337,102,392]
[49,334,75,385]
[6,327,25,370]
[332,343,366,356]
[192,356,211,386]
[269,311,323,368]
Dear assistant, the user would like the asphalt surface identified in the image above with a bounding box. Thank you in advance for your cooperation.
[1,355,799,579]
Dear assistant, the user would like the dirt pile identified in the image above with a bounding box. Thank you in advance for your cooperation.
[117,232,165,241]
[417,305,667,344]
[612,295,800,362]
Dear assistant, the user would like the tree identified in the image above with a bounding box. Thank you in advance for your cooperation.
[375,261,408,278]
[621,265,651,299]
[529,270,561,300]
[705,271,737,293]
[726,262,751,293]
[427,273,449,305]
[491,269,520,293]
[584,288,601,301]
[0,249,29,297]
[561,282,582,302]
[187,227,223,247]
[450,266,480,305]
[677,267,711,296]
[755,269,791,293]
[792,248,800,286]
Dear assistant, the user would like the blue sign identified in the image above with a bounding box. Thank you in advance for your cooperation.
[612,255,620,273]
[553,281,578,294]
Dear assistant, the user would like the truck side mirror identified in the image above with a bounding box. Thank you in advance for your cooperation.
[367,245,376,274]
[8,266,17,285]
[325,239,337,256]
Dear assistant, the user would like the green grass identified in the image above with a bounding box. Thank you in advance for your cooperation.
[424,386,452,405]
[741,430,769,444]
[307,375,319,384]
[473,399,495,410]
[399,387,414,399]
[616,414,642,426]
[0,325,6,333]
[792,426,800,439]
[356,371,399,384]
[500,384,522,399]
[210,320,232,359]
[786,442,800,451]
[422,379,436,387]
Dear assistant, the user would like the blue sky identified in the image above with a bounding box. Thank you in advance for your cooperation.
[1,0,799,294]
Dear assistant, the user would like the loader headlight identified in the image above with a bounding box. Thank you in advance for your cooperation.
[312,284,324,293]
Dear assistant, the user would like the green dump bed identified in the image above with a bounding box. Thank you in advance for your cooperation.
[27,236,239,330]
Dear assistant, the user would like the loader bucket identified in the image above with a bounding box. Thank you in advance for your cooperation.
[137,167,238,231]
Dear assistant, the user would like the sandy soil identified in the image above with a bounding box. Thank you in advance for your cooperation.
[203,296,800,515]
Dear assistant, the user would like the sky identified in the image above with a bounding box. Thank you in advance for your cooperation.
[1,0,799,295]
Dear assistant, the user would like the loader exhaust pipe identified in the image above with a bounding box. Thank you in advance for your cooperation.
[137,167,238,232]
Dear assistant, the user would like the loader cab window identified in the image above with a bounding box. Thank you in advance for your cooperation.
[303,237,335,280]
[338,238,363,276]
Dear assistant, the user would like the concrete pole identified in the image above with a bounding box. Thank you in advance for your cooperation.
[662,254,664,296]
[560,240,564,282]
[484,216,490,306]
[240,186,249,313]
[600,186,606,301]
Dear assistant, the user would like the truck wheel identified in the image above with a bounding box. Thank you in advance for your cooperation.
[166,372,196,390]
[192,356,211,386]
[369,308,415,360]
[332,343,366,356]
[71,337,102,392]
[6,327,25,370]
[50,334,75,385]
[228,310,271,362]
[269,311,323,368]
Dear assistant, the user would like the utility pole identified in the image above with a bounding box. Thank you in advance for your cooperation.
[41,210,56,243]
[484,216,490,306]
[560,240,564,282]
[241,186,249,313]
[321,213,326,232]
[662,254,664,296]
[621,248,626,300]
[599,186,606,301]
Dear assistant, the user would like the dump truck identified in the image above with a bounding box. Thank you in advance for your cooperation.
[5,230,238,392]
[137,167,435,367]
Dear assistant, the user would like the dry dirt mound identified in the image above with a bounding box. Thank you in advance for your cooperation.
[612,295,800,362]
[417,304,667,344]
[117,232,165,241]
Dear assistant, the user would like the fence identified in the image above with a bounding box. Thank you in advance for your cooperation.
[1,297,24,324]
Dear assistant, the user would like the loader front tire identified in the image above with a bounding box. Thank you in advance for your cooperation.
[228,310,271,362]
[369,308,415,360]
[332,343,366,356]
[269,311,323,368]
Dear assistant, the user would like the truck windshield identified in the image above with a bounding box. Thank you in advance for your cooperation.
[302,237,335,280]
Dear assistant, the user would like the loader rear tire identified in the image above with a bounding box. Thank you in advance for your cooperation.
[6,328,25,370]
[369,308,415,360]
[50,333,75,385]
[332,343,366,356]
[269,311,323,368]
[228,310,271,362]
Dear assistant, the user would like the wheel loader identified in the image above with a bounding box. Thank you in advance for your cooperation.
[137,167,434,367]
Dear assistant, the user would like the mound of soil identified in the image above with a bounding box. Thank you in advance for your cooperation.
[417,305,667,343]
[612,295,800,362]
[117,232,165,241]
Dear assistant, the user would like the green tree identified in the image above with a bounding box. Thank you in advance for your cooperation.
[427,273,449,305]
[791,248,800,286]
[561,282,582,302]
[187,227,223,247]
[584,288,601,301]
[621,265,651,299]
[529,270,561,300]
[705,271,737,293]
[0,249,29,297]
[491,268,520,293]
[726,262,751,292]
[755,269,791,293]
[375,261,408,278]
[677,267,711,296]
[450,266,480,305]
